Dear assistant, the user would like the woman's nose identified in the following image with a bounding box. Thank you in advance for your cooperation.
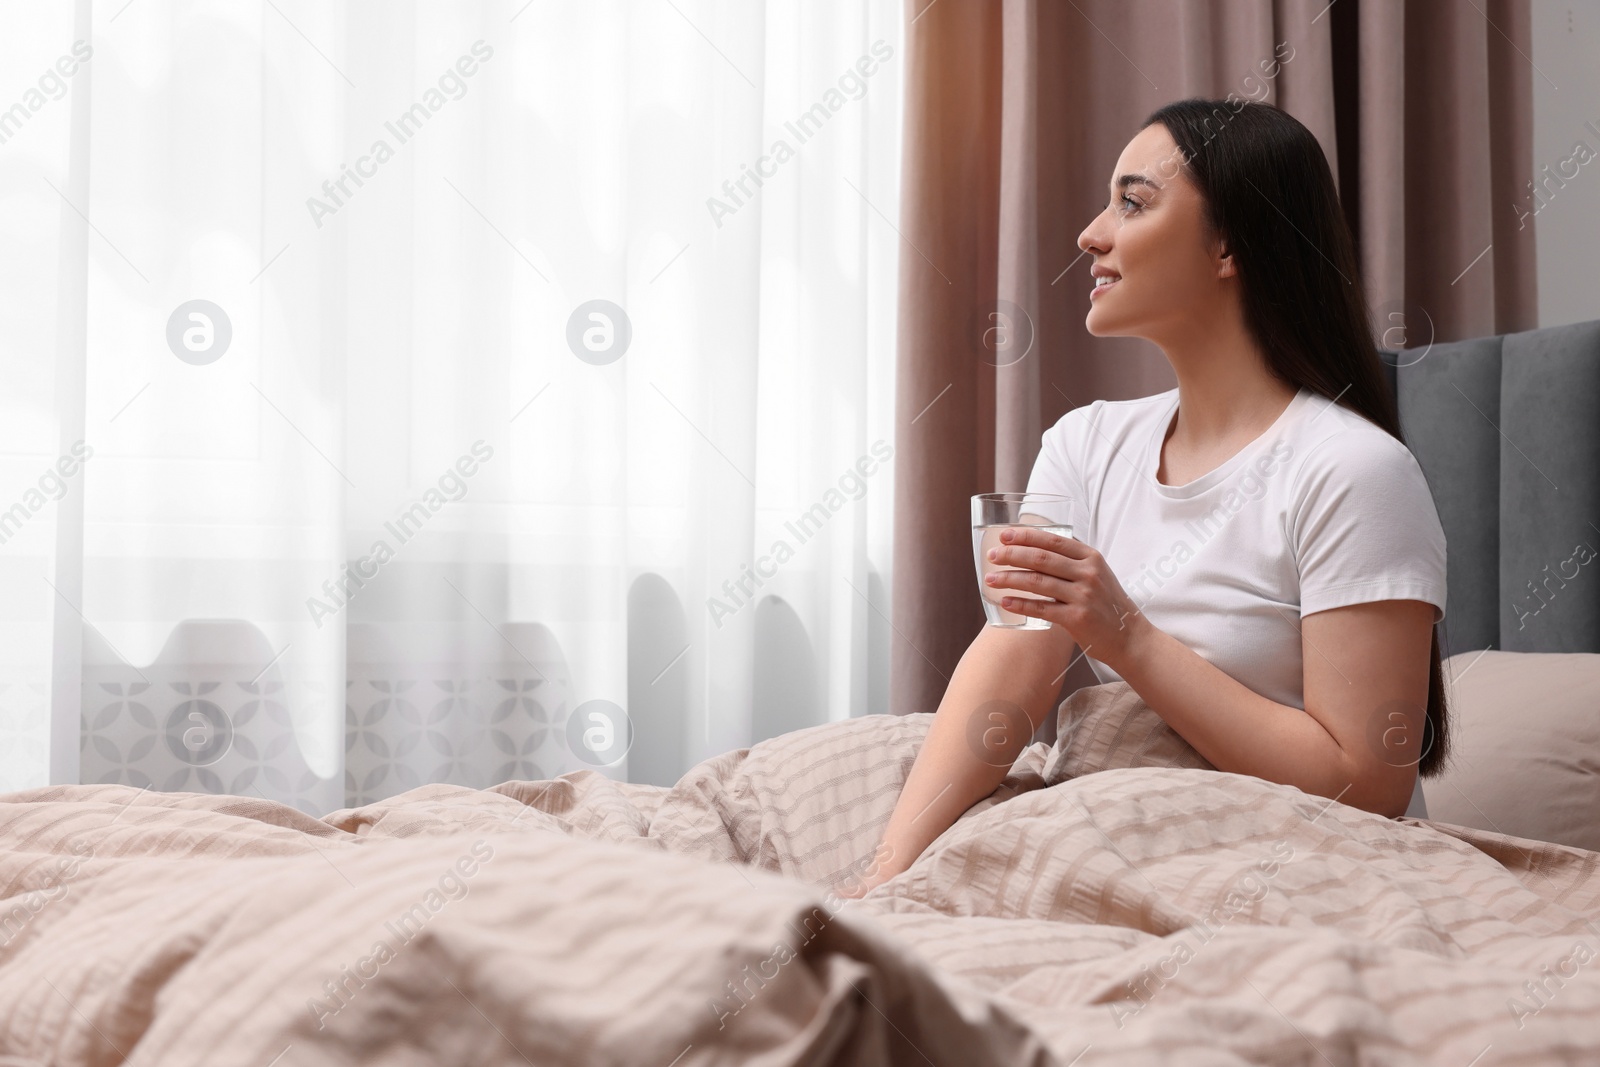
[1078,208,1111,255]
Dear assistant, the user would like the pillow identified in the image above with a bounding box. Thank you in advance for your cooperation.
[1042,680,1213,786]
[1422,651,1600,852]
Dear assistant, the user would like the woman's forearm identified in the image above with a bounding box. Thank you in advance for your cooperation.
[871,625,1072,877]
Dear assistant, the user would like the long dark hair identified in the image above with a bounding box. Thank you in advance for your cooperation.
[1142,97,1449,777]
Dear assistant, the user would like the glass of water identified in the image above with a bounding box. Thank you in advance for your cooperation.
[971,492,1075,630]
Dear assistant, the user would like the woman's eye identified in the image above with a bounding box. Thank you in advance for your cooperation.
[1118,194,1142,213]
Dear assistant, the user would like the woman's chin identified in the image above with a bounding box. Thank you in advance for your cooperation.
[1083,312,1123,337]
[1084,301,1148,338]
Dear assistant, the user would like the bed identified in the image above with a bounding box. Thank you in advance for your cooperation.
[1,320,1597,1066]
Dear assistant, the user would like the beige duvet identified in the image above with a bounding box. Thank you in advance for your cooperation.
[1,683,1597,1066]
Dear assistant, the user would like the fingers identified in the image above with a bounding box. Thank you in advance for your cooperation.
[987,532,1092,578]
[986,545,1079,581]
[984,540,1096,592]
[997,525,1088,558]
[985,567,1064,598]
[998,594,1066,629]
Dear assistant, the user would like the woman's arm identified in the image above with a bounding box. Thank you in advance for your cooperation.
[987,526,1436,818]
[841,621,1075,894]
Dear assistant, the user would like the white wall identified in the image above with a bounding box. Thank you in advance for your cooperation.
[1531,2,1600,328]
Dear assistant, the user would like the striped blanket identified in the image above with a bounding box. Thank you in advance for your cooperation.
[1,683,1596,1065]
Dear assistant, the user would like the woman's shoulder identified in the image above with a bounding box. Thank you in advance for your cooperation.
[1281,396,1436,519]
[1284,396,1420,480]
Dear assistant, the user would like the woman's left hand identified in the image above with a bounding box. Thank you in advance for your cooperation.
[984,527,1150,672]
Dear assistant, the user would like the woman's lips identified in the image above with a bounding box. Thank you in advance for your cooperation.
[1090,277,1119,299]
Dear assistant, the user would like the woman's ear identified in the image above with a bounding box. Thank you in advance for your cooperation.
[1215,238,1238,279]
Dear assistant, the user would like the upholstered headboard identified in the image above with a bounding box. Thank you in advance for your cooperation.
[1381,318,1600,658]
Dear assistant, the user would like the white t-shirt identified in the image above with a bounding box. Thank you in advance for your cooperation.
[1025,386,1448,711]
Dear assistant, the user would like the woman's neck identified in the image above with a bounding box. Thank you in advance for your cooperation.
[1156,307,1295,449]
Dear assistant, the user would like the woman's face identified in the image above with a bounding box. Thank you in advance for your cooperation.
[1076,123,1234,342]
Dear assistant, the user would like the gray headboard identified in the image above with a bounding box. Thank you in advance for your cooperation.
[1380,318,1600,658]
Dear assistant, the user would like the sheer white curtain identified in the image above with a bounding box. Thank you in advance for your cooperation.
[0,0,901,811]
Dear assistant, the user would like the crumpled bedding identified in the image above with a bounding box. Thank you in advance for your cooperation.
[1,683,1597,1066]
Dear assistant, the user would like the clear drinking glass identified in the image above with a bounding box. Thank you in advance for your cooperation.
[971,492,1075,630]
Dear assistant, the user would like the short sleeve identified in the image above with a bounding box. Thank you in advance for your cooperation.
[1025,409,1089,537]
[1290,433,1448,623]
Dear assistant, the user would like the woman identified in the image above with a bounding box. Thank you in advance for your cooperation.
[847,99,1449,896]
